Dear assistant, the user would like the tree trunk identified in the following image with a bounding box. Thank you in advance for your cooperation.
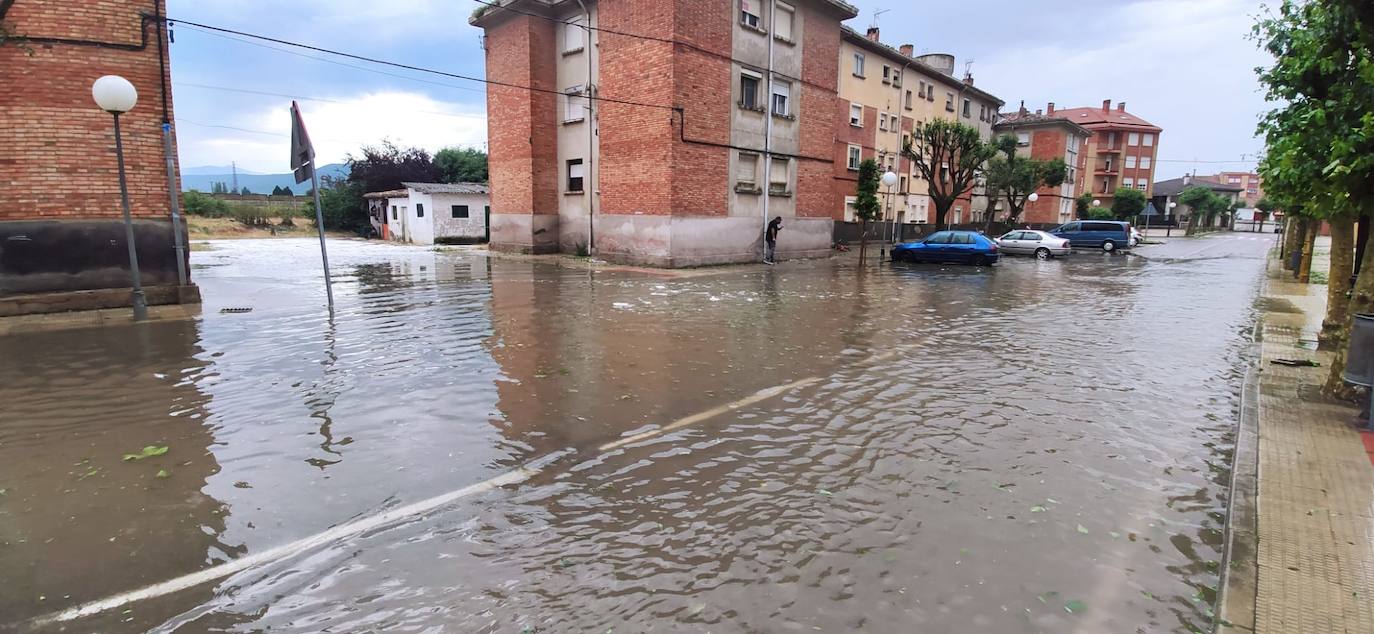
[858,218,868,267]
[1324,224,1374,397]
[1320,216,1355,346]
[1285,218,1306,271]
[1299,218,1318,283]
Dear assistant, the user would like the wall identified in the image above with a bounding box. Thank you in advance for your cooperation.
[554,3,597,252]
[430,192,490,241]
[383,196,409,243]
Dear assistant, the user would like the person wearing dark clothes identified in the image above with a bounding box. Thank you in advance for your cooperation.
[765,216,783,264]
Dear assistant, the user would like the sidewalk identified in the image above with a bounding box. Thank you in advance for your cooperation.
[1219,245,1374,632]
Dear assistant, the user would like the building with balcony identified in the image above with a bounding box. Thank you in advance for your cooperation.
[993,104,1093,226]
[1051,100,1161,208]
[1198,171,1264,207]
[472,0,858,266]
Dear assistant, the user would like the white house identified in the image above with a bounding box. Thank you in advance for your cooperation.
[364,182,490,245]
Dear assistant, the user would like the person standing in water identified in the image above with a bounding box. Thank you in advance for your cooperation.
[764,216,783,264]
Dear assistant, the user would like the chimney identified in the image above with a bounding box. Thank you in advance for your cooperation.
[866,26,880,42]
[1018,100,1027,116]
[1035,109,1042,115]
[1102,99,1111,113]
[1047,102,1055,115]
[899,44,913,57]
[1183,174,1192,185]
[1117,102,1126,112]
[963,72,974,86]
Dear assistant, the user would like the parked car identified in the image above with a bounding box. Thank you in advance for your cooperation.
[1051,220,1133,252]
[1130,227,1143,247]
[995,230,1071,259]
[892,231,1000,265]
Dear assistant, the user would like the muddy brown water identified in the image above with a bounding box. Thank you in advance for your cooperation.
[1,236,1271,632]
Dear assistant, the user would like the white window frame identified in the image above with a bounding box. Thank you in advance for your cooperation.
[847,144,861,171]
[1142,133,1154,147]
[736,152,759,187]
[567,159,585,192]
[1137,181,1148,191]
[769,157,789,192]
[849,103,863,127]
[1016,132,1030,146]
[945,92,955,112]
[1140,156,1152,169]
[740,0,760,29]
[563,19,585,53]
[904,89,913,110]
[770,80,791,117]
[774,2,794,40]
[878,113,888,131]
[1125,155,1137,169]
[1128,132,1140,146]
[844,196,858,222]
[739,70,762,110]
[853,52,865,77]
[564,85,586,122]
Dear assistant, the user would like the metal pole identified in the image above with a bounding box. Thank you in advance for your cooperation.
[113,113,148,322]
[760,0,775,262]
[162,122,187,287]
[309,167,336,314]
[574,0,595,254]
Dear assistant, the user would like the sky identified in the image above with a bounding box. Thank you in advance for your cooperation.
[166,0,1271,180]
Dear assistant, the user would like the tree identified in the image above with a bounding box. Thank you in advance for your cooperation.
[183,190,231,217]
[1111,187,1146,220]
[211,181,228,194]
[348,140,443,193]
[1075,193,1093,219]
[902,119,995,229]
[1178,186,1219,233]
[854,159,881,266]
[434,147,489,183]
[238,186,251,196]
[984,134,1068,228]
[305,177,366,232]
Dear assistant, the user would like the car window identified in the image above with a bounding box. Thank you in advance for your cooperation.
[1059,223,1079,232]
[1024,232,1042,241]
[952,233,974,244]
[1084,222,1123,232]
[925,232,951,244]
[999,232,1020,241]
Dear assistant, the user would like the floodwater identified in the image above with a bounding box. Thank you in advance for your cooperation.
[0,234,1274,632]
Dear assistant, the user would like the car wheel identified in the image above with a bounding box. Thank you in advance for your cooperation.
[1035,247,1051,260]
[1102,240,1116,253]
[972,255,989,266]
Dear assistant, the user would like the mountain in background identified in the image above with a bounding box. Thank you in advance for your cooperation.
[181,163,349,194]
[181,165,265,176]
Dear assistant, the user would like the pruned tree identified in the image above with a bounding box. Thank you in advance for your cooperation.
[1075,192,1093,219]
[854,158,881,266]
[1110,187,1146,220]
[902,119,995,229]
[984,134,1068,229]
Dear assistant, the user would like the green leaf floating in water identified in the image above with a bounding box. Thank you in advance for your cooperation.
[123,445,169,462]
[1064,599,1086,614]
[1076,524,1089,534]
[1030,505,1047,513]
[156,469,171,479]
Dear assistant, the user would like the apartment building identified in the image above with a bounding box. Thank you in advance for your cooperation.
[473,0,858,266]
[1199,171,1264,207]
[834,27,1003,228]
[1052,100,1162,207]
[993,104,1093,226]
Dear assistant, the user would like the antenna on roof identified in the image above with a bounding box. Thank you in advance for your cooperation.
[964,59,974,75]
[871,8,889,28]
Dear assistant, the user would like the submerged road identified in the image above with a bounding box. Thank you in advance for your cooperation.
[0,233,1273,632]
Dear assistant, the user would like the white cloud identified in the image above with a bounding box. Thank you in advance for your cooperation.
[178,91,486,173]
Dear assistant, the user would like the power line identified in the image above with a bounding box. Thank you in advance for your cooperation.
[175,81,483,121]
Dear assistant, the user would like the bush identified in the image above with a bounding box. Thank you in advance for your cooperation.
[229,204,270,227]
[1086,208,1116,220]
[183,190,232,217]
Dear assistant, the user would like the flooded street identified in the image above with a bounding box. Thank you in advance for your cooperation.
[1,234,1273,632]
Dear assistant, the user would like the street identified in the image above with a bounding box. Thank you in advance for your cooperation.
[0,233,1274,632]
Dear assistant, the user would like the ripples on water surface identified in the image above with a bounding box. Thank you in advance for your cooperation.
[0,238,1266,632]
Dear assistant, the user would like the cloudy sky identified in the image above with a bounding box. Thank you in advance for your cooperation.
[167,0,1270,179]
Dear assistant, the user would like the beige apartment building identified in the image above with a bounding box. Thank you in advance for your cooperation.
[834,26,1003,229]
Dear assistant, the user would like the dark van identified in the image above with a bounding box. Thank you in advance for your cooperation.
[1051,220,1132,252]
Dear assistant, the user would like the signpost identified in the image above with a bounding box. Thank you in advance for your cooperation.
[290,101,335,314]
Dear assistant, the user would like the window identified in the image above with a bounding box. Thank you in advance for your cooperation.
[878,113,888,131]
[774,2,794,40]
[1142,133,1154,147]
[1106,132,1117,147]
[391,205,397,220]
[1140,156,1151,170]
[1128,132,1140,146]
[849,103,863,126]
[844,196,858,222]
[978,105,985,121]
[769,157,788,192]
[1122,177,1134,189]
[847,145,861,170]
[564,85,586,122]
[740,72,761,110]
[882,65,892,83]
[902,133,909,149]
[925,232,952,244]
[567,159,584,192]
[1016,132,1030,146]
[1125,155,1137,169]
[918,80,926,98]
[1137,181,1148,191]
[904,89,913,110]
[1228,176,1241,183]
[853,52,865,77]
[962,98,971,118]
[740,0,760,29]
[945,92,955,112]
[416,203,424,218]
[940,161,950,183]
[563,19,584,52]
[451,204,469,218]
[900,175,907,191]
[736,152,758,187]
[771,80,791,116]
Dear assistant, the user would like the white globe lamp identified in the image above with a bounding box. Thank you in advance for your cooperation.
[881,171,898,187]
[1027,192,1039,202]
[92,75,138,113]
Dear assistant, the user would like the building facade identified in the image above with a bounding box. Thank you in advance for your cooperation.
[1200,171,1264,207]
[365,183,491,245]
[1150,174,1243,228]
[1051,100,1161,209]
[834,27,1002,229]
[992,105,1093,226]
[0,0,196,315]
[474,0,858,266]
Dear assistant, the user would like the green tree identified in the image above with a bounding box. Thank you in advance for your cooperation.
[1178,186,1219,233]
[1075,192,1094,219]
[984,134,1068,228]
[1110,187,1146,220]
[239,186,251,196]
[305,177,366,232]
[854,158,881,266]
[183,190,231,217]
[434,147,489,183]
[902,119,995,229]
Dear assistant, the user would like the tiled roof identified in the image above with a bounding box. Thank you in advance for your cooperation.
[402,182,491,194]
[363,188,408,199]
[839,26,1004,107]
[992,112,1094,137]
[1053,106,1161,131]
[1152,176,1243,197]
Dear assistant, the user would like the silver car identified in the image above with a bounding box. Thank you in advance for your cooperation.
[996,230,1072,259]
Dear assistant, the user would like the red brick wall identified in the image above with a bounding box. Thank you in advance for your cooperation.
[830,103,876,218]
[796,5,839,219]
[484,13,559,216]
[670,7,730,218]
[1021,128,1066,223]
[0,0,178,220]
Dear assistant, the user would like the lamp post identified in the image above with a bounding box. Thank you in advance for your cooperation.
[93,75,147,321]
[1026,192,1038,228]
[1167,201,1177,237]
[881,170,898,254]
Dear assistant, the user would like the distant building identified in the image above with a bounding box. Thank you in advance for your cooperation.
[993,104,1094,226]
[1197,171,1264,207]
[364,183,490,245]
[0,0,198,316]
[1051,100,1162,208]
[1150,174,1242,228]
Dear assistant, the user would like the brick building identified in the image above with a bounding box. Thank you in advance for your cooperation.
[1198,171,1264,207]
[473,0,858,266]
[993,104,1093,226]
[1051,100,1161,209]
[0,0,195,315]
[834,26,1003,229]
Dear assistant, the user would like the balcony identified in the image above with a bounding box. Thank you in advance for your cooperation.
[1094,164,1119,174]
[1097,145,1122,153]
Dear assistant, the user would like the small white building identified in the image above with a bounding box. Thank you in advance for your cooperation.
[364,182,490,245]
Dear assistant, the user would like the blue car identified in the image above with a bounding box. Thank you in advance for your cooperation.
[1050,220,1133,252]
[891,230,1000,265]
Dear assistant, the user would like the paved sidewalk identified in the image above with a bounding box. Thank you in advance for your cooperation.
[1221,250,1374,632]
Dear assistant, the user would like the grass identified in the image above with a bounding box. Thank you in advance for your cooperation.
[186,216,350,240]
[1310,270,1329,285]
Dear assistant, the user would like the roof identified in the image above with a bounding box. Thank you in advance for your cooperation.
[1053,105,1161,131]
[839,26,1004,107]
[992,112,1093,137]
[363,188,408,199]
[1152,176,1243,197]
[402,182,491,194]
[473,0,857,27]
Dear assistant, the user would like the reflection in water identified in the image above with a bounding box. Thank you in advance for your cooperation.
[0,238,1263,632]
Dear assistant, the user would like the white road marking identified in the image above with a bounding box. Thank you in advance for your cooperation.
[598,376,822,452]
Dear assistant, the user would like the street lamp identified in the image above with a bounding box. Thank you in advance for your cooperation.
[93,75,147,321]
[1167,201,1178,237]
[881,170,898,246]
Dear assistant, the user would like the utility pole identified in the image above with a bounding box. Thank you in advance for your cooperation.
[232,161,239,193]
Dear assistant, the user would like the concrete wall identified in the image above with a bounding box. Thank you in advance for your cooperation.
[555,3,598,253]
[383,196,410,243]
[0,219,188,296]
[430,192,490,241]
